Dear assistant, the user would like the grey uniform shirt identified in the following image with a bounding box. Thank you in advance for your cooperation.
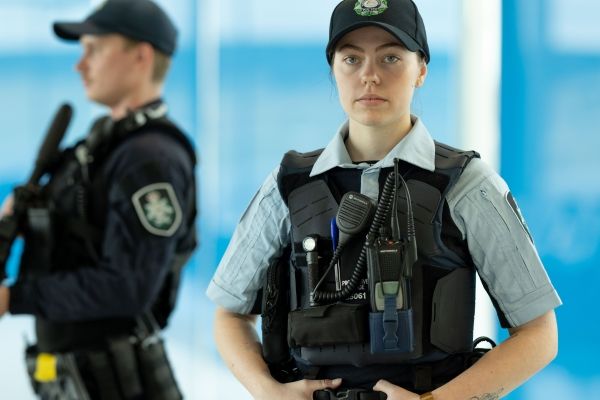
[207,117,562,328]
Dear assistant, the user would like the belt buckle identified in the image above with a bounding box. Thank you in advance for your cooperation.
[316,388,368,400]
[336,389,365,400]
[336,389,351,400]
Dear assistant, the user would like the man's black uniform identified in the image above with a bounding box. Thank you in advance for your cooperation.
[9,100,197,399]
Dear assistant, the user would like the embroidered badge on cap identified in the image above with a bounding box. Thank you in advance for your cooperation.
[354,0,388,17]
[132,182,182,237]
[505,191,534,244]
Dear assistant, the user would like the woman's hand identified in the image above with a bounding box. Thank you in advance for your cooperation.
[259,378,342,400]
[373,380,420,400]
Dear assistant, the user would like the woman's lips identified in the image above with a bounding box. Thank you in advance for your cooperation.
[356,95,386,105]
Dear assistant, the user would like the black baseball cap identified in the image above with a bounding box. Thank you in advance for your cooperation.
[326,0,430,65]
[53,0,178,56]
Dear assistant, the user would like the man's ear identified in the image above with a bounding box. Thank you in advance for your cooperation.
[133,42,156,82]
[136,42,155,65]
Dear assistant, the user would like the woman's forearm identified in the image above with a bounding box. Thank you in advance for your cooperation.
[214,307,278,398]
[432,310,558,399]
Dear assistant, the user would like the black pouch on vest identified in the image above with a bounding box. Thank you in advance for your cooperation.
[136,335,182,400]
[262,249,291,366]
[107,335,143,399]
[288,303,368,347]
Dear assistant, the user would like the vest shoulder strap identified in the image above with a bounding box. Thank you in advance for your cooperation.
[280,148,324,171]
[111,117,197,166]
[277,148,324,205]
[84,101,197,169]
[433,141,480,171]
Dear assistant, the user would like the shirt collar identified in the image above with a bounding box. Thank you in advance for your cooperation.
[310,116,436,177]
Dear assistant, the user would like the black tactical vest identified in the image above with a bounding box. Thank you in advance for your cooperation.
[276,142,479,368]
[20,103,197,351]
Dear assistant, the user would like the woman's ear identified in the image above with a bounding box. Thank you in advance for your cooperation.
[416,60,428,87]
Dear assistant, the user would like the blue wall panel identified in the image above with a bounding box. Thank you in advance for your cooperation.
[502,0,600,397]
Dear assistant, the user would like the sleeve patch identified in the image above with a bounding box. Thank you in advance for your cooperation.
[505,191,534,244]
[132,182,182,237]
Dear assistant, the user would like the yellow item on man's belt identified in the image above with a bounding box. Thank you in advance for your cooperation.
[34,353,58,382]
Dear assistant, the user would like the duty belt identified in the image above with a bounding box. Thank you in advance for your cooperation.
[314,389,387,400]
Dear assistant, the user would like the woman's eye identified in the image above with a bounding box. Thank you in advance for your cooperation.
[344,56,359,65]
[383,55,400,63]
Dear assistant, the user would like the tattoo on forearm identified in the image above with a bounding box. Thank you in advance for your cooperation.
[469,388,504,400]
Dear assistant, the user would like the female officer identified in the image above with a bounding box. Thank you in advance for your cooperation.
[207,1,561,399]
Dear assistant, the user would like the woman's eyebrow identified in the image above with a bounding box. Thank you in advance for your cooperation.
[337,42,404,53]
[337,43,364,53]
[375,42,405,52]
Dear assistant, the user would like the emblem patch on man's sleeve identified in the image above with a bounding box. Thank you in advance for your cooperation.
[132,182,182,237]
[505,191,534,244]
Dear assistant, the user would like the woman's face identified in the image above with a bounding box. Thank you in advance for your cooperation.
[332,26,427,130]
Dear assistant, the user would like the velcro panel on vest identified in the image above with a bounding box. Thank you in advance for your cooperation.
[277,149,324,206]
[392,179,442,258]
[287,180,338,310]
[288,180,338,240]
[430,267,475,353]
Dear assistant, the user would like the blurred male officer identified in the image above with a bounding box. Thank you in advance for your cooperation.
[0,1,197,399]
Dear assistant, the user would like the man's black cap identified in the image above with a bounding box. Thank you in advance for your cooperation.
[326,0,430,65]
[53,0,178,56]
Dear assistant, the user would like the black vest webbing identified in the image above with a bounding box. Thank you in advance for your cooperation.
[275,142,480,367]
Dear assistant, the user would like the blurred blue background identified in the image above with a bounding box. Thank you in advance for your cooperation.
[0,0,598,398]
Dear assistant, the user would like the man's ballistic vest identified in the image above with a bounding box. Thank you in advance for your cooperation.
[272,142,480,369]
[19,101,197,352]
